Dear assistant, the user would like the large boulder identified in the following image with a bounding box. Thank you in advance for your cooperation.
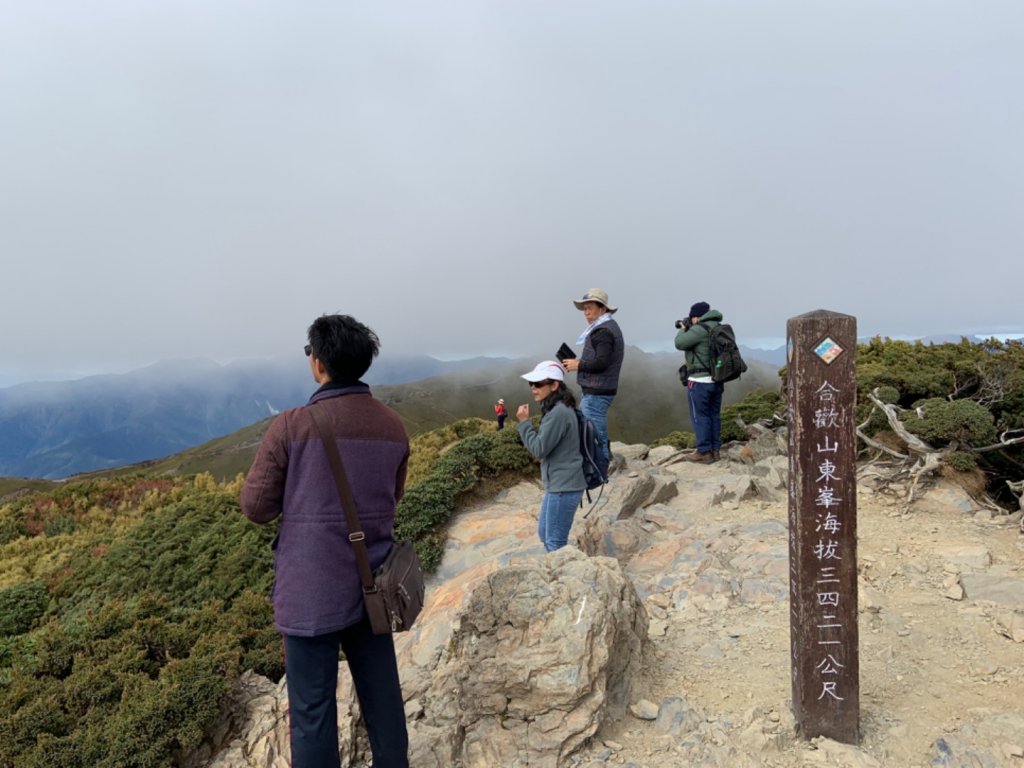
[202,672,291,768]
[913,479,981,516]
[402,546,647,768]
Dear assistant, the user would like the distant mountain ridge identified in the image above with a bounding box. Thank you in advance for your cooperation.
[0,335,987,480]
[0,347,784,481]
[0,354,510,479]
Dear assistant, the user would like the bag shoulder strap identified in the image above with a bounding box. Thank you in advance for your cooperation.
[309,401,376,593]
[692,322,714,373]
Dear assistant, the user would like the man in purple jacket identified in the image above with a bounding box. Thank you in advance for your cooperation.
[241,314,410,768]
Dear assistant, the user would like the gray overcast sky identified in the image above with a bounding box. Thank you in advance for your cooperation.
[2,1,1022,385]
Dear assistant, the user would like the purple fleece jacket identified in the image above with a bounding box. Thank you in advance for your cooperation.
[240,384,409,637]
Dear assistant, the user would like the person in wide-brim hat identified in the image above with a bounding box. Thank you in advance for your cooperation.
[571,288,618,313]
[562,288,624,469]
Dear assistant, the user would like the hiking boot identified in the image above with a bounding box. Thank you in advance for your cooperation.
[684,451,716,463]
[713,450,721,461]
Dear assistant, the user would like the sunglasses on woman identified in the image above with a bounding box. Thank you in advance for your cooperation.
[529,380,552,389]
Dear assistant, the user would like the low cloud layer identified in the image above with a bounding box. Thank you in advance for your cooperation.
[2,2,1021,384]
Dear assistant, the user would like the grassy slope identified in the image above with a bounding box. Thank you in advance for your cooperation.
[0,417,533,766]
[379,347,781,443]
[0,479,56,497]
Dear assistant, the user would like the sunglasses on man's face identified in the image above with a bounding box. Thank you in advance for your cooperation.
[529,380,552,389]
[304,344,312,357]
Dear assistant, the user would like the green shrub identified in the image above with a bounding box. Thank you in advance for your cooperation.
[945,451,978,472]
[0,679,69,764]
[651,431,696,450]
[396,427,536,571]
[0,580,48,636]
[857,337,1024,423]
[45,515,78,537]
[851,338,1024,508]
[721,389,783,442]
[0,517,28,545]
[405,417,494,486]
[856,337,959,403]
[903,398,997,448]
[452,417,488,439]
[875,385,900,404]
[0,478,282,768]
[482,428,537,474]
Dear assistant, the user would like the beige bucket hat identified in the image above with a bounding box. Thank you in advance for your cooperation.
[572,288,618,313]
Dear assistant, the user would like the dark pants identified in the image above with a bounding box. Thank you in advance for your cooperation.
[284,617,409,768]
[687,380,724,453]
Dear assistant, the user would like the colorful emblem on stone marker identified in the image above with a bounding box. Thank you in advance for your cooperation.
[814,338,843,364]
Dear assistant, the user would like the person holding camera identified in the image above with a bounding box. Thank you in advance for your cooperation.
[675,301,725,463]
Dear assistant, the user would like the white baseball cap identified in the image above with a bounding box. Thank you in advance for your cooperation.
[520,360,566,383]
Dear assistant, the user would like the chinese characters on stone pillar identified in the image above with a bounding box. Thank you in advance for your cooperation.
[787,312,859,743]
[813,381,846,702]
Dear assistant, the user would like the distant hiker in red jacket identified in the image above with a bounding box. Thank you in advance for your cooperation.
[494,398,508,430]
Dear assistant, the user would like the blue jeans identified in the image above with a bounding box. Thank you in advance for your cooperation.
[538,490,584,552]
[579,393,614,465]
[284,617,409,768]
[687,380,724,453]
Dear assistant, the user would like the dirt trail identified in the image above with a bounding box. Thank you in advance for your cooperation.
[574,476,1024,767]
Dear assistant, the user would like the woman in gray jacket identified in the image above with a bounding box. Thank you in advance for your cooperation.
[516,360,586,552]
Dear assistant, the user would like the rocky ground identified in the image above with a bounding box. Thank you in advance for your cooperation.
[563,445,1024,768]
[204,438,1024,768]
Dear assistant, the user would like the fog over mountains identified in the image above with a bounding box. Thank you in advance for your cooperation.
[0,354,495,479]
[0,337,982,480]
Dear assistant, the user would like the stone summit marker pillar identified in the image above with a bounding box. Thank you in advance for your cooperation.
[787,309,859,743]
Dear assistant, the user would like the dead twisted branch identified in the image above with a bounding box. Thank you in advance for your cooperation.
[859,389,946,508]
[972,428,1024,453]
[855,414,907,460]
[858,388,1024,517]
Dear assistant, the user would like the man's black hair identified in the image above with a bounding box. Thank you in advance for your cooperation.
[307,314,380,383]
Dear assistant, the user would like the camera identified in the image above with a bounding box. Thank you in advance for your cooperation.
[675,318,692,330]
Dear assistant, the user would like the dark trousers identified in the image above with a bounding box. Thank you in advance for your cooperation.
[284,618,409,768]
